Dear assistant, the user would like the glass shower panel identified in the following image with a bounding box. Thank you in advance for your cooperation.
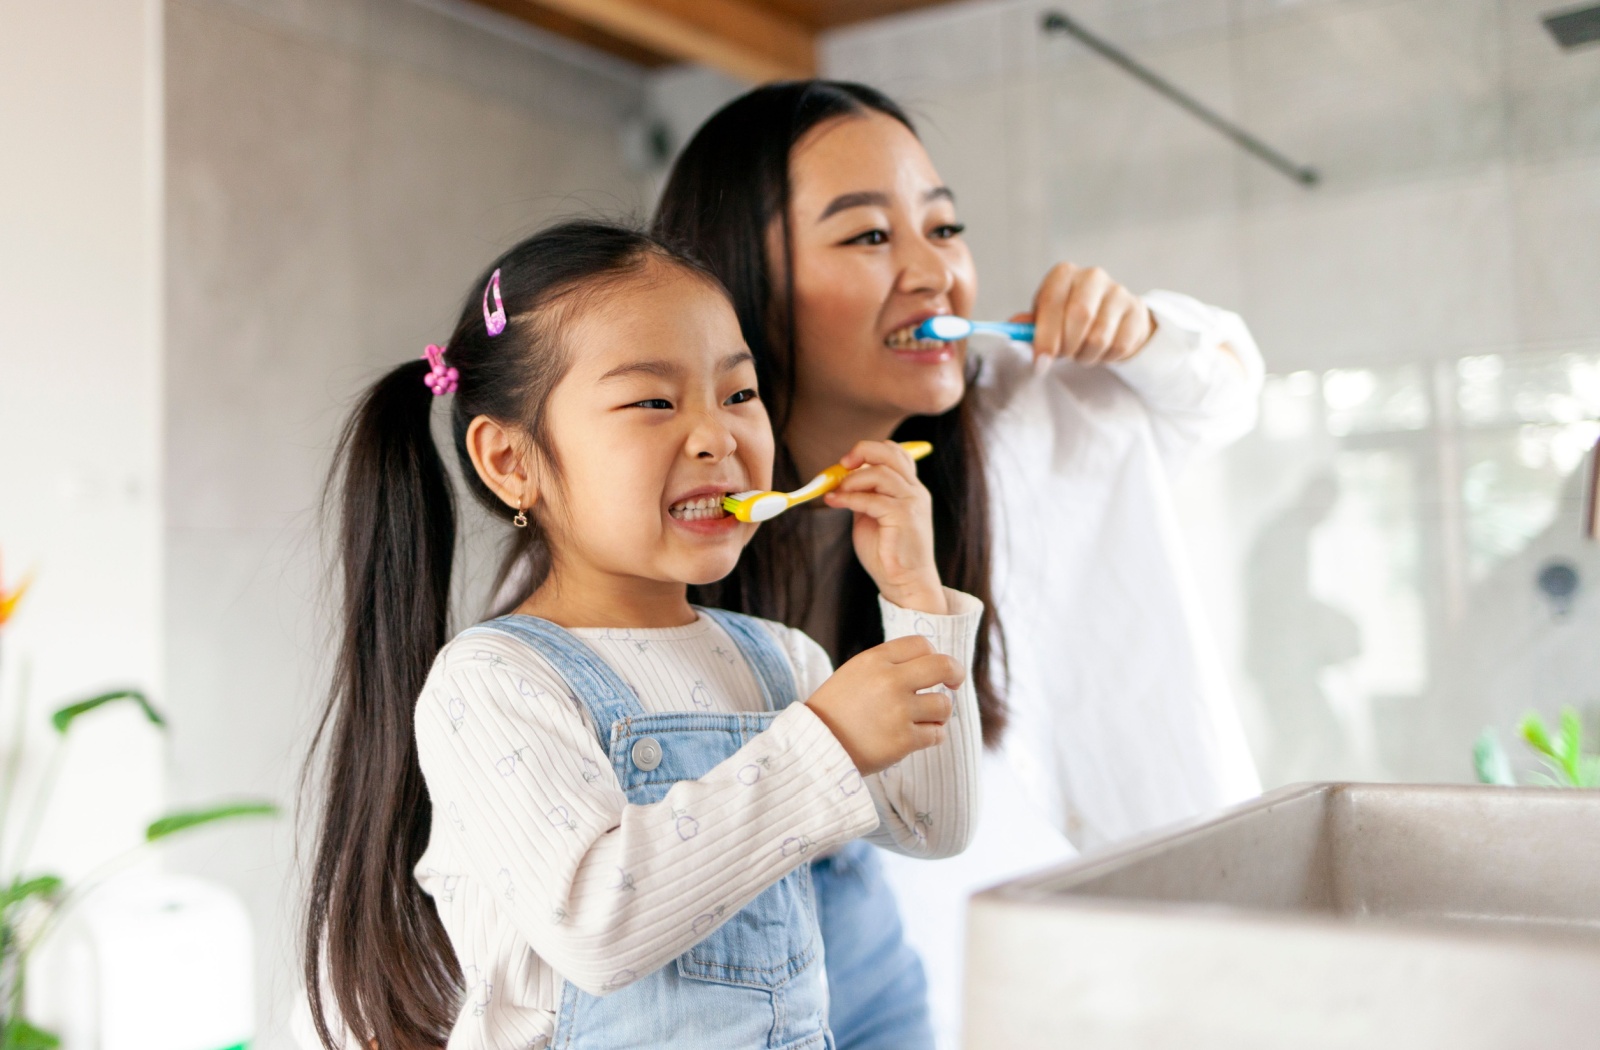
[1189,350,1600,790]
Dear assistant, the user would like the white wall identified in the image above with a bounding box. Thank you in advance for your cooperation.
[0,0,167,880]
[161,0,649,1043]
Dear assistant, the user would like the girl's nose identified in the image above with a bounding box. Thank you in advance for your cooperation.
[687,412,737,462]
[895,233,955,298]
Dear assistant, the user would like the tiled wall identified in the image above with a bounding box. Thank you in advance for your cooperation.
[163,0,648,1041]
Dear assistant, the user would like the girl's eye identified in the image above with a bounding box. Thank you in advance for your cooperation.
[724,388,759,406]
[931,222,966,240]
[630,398,673,410]
[845,229,889,246]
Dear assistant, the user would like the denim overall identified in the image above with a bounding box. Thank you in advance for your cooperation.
[812,841,934,1050]
[474,609,831,1050]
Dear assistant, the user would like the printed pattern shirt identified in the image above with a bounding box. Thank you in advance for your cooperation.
[403,591,981,1049]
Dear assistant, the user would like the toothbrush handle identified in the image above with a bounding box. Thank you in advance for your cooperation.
[971,321,1035,343]
[789,441,934,509]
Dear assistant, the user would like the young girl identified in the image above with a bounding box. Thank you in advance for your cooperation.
[301,221,982,1050]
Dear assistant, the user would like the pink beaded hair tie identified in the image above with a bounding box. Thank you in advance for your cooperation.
[483,268,507,336]
[422,344,458,396]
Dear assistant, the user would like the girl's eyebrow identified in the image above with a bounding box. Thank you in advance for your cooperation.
[600,360,682,381]
[817,186,955,222]
[599,351,753,382]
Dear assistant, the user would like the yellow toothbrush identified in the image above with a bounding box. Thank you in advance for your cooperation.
[723,441,933,523]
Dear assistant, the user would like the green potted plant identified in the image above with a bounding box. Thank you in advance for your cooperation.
[1475,707,1600,788]
[0,551,277,1049]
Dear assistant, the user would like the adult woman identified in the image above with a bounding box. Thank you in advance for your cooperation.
[655,81,1263,1047]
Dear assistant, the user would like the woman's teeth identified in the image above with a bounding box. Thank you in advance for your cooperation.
[669,495,728,521]
[886,325,951,351]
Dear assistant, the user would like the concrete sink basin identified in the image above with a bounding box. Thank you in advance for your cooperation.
[963,783,1600,1048]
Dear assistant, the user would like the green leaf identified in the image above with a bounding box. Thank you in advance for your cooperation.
[1580,755,1600,790]
[1519,712,1556,760]
[1559,707,1585,780]
[145,800,278,842]
[2,1019,61,1050]
[0,874,63,913]
[50,690,165,734]
[1473,730,1516,786]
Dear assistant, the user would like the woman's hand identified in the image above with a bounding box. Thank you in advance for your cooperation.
[1013,262,1155,367]
[823,440,947,615]
[806,635,964,775]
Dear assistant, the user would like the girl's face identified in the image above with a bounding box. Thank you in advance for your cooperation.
[782,111,977,428]
[538,265,773,591]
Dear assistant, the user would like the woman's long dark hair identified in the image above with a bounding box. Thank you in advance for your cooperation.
[303,221,717,1049]
[655,80,1008,745]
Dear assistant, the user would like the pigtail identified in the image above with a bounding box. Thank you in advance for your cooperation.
[306,357,461,1048]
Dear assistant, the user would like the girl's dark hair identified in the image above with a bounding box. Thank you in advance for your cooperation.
[654,80,1008,745]
[303,220,717,1049]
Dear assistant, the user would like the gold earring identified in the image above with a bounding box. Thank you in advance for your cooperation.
[512,507,528,528]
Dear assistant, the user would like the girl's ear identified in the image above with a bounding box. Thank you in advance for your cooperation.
[466,414,539,513]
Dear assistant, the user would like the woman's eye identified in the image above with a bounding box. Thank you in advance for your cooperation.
[724,388,759,406]
[845,229,889,246]
[630,398,673,410]
[931,222,966,240]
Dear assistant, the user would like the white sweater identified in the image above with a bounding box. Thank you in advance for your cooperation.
[300,591,982,1050]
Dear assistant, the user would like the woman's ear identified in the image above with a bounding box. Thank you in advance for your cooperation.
[465,415,538,513]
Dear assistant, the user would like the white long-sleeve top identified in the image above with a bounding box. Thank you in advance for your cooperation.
[979,289,1264,848]
[398,592,980,1049]
[878,290,1265,1049]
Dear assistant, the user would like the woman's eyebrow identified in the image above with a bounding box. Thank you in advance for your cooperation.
[817,186,956,221]
[818,191,889,221]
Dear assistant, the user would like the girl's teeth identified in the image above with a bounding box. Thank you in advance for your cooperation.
[669,496,729,521]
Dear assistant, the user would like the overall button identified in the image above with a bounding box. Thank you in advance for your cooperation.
[631,737,663,772]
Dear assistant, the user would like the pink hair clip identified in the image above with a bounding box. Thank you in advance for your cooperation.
[483,268,506,337]
[422,344,459,396]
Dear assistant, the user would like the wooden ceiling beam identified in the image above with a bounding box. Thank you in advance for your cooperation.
[507,0,816,82]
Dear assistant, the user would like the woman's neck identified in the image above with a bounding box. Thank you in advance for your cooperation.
[785,399,906,480]
[517,559,697,629]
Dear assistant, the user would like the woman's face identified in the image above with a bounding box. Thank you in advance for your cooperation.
[781,111,977,429]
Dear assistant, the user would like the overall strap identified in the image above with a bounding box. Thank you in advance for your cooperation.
[469,616,644,754]
[696,607,799,712]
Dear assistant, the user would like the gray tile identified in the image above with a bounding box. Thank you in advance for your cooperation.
[1051,211,1247,319]
[1239,168,1518,370]
[1037,34,1243,234]
[166,1,363,531]
[1501,0,1600,162]
[1233,0,1507,206]
[1509,157,1600,345]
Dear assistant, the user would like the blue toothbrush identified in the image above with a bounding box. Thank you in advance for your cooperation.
[914,316,1034,343]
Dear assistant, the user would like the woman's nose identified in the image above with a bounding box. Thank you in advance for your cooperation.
[687,411,737,461]
[896,234,955,298]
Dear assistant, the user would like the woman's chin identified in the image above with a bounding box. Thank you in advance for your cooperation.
[890,374,967,419]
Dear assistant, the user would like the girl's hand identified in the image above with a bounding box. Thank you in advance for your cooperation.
[806,635,964,775]
[823,440,947,615]
[1013,262,1155,367]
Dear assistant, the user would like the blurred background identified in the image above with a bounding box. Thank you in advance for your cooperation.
[2,0,1597,1044]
